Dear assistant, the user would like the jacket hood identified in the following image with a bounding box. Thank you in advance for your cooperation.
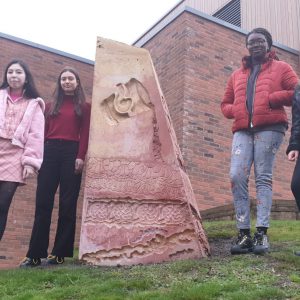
[242,50,279,69]
[35,97,45,113]
[1,88,45,112]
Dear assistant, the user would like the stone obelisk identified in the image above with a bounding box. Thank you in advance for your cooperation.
[79,37,210,266]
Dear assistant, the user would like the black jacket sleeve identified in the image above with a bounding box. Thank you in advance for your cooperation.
[287,85,300,154]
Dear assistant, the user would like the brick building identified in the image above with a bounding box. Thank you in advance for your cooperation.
[1,2,299,268]
[135,5,299,210]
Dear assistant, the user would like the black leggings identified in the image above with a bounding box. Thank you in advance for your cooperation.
[291,158,300,211]
[0,181,18,240]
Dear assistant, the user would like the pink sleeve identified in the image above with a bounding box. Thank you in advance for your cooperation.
[21,105,45,170]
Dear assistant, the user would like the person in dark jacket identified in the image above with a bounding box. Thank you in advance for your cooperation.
[287,84,300,256]
[221,28,298,255]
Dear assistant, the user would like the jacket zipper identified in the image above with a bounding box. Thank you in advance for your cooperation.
[250,76,257,128]
[247,65,261,128]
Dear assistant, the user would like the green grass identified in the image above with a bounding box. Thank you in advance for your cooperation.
[1,220,300,299]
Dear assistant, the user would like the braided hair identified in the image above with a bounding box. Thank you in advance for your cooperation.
[246,27,273,52]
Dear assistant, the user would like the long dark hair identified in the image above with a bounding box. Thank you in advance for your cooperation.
[0,59,40,99]
[49,66,86,117]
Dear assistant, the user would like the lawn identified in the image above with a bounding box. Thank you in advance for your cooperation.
[0,220,300,300]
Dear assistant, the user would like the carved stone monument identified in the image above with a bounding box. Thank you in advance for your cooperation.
[79,37,210,266]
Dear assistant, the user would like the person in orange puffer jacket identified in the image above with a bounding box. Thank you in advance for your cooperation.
[221,27,298,256]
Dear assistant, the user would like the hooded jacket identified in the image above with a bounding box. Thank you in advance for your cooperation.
[221,52,299,133]
[0,89,45,171]
[287,85,300,154]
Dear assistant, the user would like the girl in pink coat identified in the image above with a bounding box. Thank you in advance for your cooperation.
[0,59,45,241]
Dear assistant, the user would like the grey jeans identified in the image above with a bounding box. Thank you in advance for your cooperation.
[230,130,284,229]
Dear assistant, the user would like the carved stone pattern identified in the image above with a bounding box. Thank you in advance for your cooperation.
[82,229,197,263]
[152,116,163,162]
[101,78,152,125]
[85,199,191,225]
[85,159,184,200]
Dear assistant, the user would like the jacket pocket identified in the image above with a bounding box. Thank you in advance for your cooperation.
[254,91,271,114]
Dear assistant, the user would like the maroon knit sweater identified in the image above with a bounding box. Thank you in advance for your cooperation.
[45,96,91,160]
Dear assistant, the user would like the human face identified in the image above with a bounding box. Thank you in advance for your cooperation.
[7,63,26,93]
[246,32,268,60]
[60,71,78,95]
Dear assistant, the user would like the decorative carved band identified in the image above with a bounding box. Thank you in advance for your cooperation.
[85,199,191,225]
[85,158,184,200]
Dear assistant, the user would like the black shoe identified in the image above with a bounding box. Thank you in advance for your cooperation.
[231,232,253,255]
[45,255,65,265]
[294,250,300,256]
[19,257,41,268]
[253,231,269,255]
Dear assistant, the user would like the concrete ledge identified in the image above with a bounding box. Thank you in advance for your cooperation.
[201,199,300,221]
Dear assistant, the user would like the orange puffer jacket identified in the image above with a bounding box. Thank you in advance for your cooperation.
[221,55,299,133]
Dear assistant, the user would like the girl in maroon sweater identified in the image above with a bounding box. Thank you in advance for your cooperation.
[21,67,91,267]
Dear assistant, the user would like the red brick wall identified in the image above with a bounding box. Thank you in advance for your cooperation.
[0,37,94,269]
[143,12,300,210]
[147,17,186,149]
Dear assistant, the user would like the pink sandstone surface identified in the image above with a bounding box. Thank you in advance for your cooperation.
[79,37,210,266]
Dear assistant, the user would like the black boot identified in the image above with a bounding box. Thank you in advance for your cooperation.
[19,257,41,268]
[231,232,253,255]
[253,231,269,255]
[45,255,65,265]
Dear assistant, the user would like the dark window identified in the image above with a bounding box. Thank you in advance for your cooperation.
[213,0,241,27]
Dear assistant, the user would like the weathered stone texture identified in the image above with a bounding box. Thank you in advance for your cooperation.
[79,38,210,266]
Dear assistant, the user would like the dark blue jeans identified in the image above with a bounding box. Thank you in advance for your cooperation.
[27,140,82,258]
